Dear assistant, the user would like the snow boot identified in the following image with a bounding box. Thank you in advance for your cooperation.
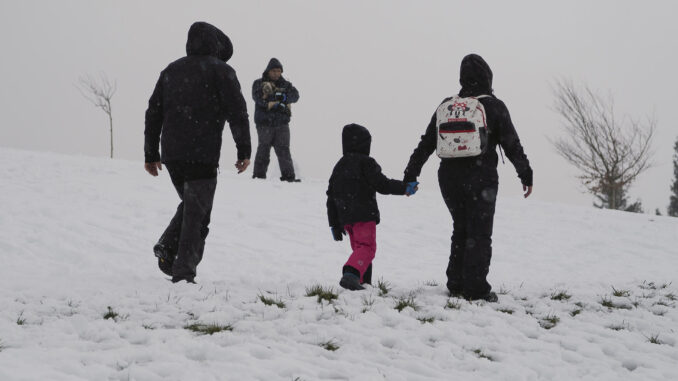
[154,243,175,276]
[339,273,364,291]
[466,291,498,303]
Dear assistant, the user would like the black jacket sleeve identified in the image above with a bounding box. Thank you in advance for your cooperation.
[403,112,437,182]
[144,72,164,163]
[285,81,300,104]
[326,183,340,228]
[220,67,252,160]
[364,158,407,195]
[495,100,533,186]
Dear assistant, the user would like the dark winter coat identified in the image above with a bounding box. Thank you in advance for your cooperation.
[144,22,251,165]
[403,54,532,186]
[327,124,407,228]
[252,58,300,126]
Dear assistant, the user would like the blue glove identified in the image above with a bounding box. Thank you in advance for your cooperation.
[274,92,287,103]
[406,181,419,196]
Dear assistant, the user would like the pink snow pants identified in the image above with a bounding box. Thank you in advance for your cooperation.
[344,221,377,282]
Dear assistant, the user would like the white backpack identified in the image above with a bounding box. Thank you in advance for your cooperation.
[435,95,489,158]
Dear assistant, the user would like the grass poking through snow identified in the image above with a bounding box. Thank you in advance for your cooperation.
[305,285,338,304]
[394,296,419,312]
[377,278,391,297]
[184,323,233,335]
[472,349,494,361]
[319,340,339,351]
[258,293,286,309]
[550,290,571,301]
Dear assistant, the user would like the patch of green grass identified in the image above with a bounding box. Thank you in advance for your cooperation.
[377,278,391,297]
[664,293,676,301]
[472,349,494,361]
[394,296,419,312]
[654,300,673,307]
[540,314,560,329]
[550,290,571,301]
[142,324,155,330]
[103,306,119,320]
[607,321,629,331]
[319,340,339,351]
[305,285,338,304]
[16,312,26,326]
[423,280,439,287]
[258,294,286,309]
[647,334,662,344]
[498,285,510,295]
[600,296,632,310]
[445,299,462,310]
[497,308,514,315]
[611,287,631,297]
[184,323,233,335]
[570,308,582,317]
[417,316,436,324]
[639,281,658,290]
[361,295,375,313]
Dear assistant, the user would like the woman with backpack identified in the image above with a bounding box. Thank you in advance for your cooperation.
[403,54,533,302]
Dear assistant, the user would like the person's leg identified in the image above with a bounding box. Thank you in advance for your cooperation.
[252,125,274,178]
[439,168,466,295]
[154,164,186,275]
[461,177,498,299]
[343,221,377,283]
[272,124,296,180]
[171,177,217,282]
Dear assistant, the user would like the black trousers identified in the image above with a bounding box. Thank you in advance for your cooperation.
[438,165,498,298]
[157,163,217,280]
[252,123,295,179]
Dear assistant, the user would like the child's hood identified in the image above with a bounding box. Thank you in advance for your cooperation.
[342,124,371,155]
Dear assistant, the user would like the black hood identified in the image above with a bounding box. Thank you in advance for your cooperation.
[186,22,233,62]
[459,54,493,97]
[342,124,371,155]
[262,58,283,78]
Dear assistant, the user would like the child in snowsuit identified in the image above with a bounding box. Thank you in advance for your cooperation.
[326,124,418,290]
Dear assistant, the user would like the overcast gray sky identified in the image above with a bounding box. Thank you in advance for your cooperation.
[1,0,676,212]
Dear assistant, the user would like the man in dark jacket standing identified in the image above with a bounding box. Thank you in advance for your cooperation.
[144,22,251,283]
[251,58,300,181]
[403,54,533,302]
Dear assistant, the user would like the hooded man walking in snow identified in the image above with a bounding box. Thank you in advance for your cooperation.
[403,54,533,302]
[251,58,300,182]
[144,22,251,283]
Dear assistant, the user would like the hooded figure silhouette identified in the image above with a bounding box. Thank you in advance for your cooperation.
[403,54,533,302]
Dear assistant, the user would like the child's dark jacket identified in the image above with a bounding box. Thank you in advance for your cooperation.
[326,124,406,228]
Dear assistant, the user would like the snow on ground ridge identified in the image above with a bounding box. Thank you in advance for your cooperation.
[0,148,677,381]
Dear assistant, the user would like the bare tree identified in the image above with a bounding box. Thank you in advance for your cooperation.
[551,79,655,211]
[77,73,116,158]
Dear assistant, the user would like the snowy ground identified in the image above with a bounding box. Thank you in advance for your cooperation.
[0,148,677,381]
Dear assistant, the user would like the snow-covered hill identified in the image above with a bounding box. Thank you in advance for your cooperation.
[0,148,677,380]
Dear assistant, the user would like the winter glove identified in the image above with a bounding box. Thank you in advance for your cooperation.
[406,181,419,196]
[274,92,287,103]
[275,102,292,116]
[331,227,345,241]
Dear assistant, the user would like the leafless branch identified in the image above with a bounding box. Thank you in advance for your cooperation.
[550,79,655,210]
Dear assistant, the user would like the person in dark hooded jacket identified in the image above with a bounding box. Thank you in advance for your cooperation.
[251,58,300,181]
[144,21,251,283]
[403,54,533,302]
[327,124,419,290]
